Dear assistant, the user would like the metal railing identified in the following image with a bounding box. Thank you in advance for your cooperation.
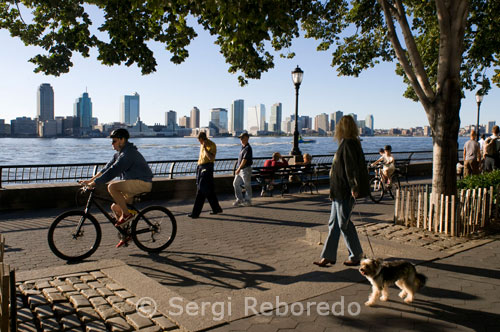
[0,150,451,188]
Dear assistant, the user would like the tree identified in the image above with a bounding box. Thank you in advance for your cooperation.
[1,0,499,197]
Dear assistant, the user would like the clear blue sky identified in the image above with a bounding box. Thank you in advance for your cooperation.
[0,18,498,130]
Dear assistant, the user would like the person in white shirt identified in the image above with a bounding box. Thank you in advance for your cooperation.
[371,145,396,185]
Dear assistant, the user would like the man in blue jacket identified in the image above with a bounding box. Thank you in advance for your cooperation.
[82,128,153,246]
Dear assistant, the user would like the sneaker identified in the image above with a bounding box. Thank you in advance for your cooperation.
[116,236,131,248]
[242,201,252,206]
[232,200,244,207]
[115,212,135,227]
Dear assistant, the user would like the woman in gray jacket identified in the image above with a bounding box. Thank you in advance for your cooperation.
[314,116,369,267]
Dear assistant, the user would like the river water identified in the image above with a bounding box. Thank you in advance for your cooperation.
[0,136,469,165]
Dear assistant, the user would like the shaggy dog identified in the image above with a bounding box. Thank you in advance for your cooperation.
[359,258,427,306]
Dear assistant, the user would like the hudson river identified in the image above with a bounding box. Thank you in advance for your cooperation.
[0,136,469,165]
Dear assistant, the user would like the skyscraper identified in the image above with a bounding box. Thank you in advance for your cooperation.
[332,111,343,131]
[165,110,177,131]
[37,83,54,121]
[190,107,200,129]
[179,116,190,128]
[270,103,282,133]
[121,92,140,125]
[314,113,329,135]
[365,114,374,135]
[74,92,93,130]
[230,99,244,133]
[210,108,228,134]
[248,104,265,135]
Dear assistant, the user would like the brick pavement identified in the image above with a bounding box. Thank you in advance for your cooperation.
[2,186,499,331]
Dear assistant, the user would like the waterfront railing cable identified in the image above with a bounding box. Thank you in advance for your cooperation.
[0,150,456,187]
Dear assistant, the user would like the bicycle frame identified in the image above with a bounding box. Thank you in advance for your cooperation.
[77,188,136,237]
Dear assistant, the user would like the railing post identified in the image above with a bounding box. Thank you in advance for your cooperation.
[0,167,2,188]
[169,161,176,179]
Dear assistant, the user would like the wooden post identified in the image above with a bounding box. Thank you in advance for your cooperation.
[423,187,428,229]
[405,188,411,227]
[481,188,487,228]
[451,195,456,236]
[429,193,434,232]
[0,263,9,332]
[395,188,400,223]
[417,192,422,228]
[488,186,494,226]
[438,193,444,233]
[444,195,449,235]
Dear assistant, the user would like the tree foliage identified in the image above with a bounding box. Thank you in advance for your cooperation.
[1,1,498,95]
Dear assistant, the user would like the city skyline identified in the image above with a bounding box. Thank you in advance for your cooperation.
[1,25,498,130]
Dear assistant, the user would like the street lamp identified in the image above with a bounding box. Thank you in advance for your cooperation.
[290,65,303,160]
[475,91,484,141]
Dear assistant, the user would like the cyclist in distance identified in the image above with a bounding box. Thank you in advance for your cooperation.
[370,145,396,185]
[81,128,153,245]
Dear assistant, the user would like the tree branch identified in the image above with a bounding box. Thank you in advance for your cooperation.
[394,0,435,99]
[377,0,431,109]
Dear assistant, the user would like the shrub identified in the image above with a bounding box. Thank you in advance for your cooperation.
[457,170,500,193]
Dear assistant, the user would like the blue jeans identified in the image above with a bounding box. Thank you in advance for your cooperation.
[233,167,252,202]
[320,198,363,261]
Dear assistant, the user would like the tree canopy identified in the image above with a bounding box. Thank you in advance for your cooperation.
[1,1,498,94]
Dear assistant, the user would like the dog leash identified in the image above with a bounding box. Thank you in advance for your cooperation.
[352,198,375,258]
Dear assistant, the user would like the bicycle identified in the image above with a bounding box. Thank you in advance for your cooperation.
[48,185,177,261]
[368,165,401,203]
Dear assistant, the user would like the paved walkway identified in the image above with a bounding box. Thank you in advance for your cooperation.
[2,183,499,331]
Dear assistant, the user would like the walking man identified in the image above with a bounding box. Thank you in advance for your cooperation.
[188,132,223,218]
[233,132,253,206]
[463,130,481,177]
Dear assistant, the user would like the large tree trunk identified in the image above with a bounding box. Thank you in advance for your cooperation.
[429,78,462,197]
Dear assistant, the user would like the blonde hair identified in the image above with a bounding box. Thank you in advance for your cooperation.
[303,153,312,162]
[334,116,359,142]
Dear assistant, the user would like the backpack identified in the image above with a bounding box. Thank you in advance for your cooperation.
[484,138,499,156]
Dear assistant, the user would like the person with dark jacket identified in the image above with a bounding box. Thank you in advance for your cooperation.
[81,128,153,247]
[188,132,223,218]
[314,116,369,267]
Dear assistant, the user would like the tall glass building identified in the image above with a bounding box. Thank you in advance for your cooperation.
[121,93,140,125]
[269,102,282,133]
[37,83,54,121]
[230,99,244,133]
[210,108,228,134]
[365,114,374,134]
[74,92,93,129]
[247,104,265,134]
[166,110,177,130]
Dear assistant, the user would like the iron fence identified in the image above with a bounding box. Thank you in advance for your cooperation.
[0,150,452,187]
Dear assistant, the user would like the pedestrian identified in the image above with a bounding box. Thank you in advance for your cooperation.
[233,132,253,206]
[188,132,223,218]
[463,130,480,176]
[484,125,500,172]
[313,115,369,267]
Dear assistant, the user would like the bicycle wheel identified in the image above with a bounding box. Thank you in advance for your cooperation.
[131,206,177,253]
[48,211,101,261]
[388,175,401,199]
[369,177,385,203]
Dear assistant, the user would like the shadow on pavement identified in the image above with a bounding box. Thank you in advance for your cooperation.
[423,261,500,280]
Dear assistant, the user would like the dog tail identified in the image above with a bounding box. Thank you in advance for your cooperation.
[416,273,427,290]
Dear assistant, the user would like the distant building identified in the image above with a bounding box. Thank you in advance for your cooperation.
[190,107,200,129]
[210,108,228,134]
[165,110,177,131]
[269,102,282,134]
[74,92,93,133]
[282,117,292,134]
[38,120,57,137]
[248,104,266,135]
[299,115,312,133]
[179,116,190,128]
[365,114,374,135]
[487,121,496,135]
[128,120,156,137]
[314,113,329,135]
[121,93,140,125]
[37,83,54,121]
[0,119,6,136]
[424,126,431,137]
[331,111,343,131]
[230,99,244,134]
[347,113,357,122]
[11,117,37,137]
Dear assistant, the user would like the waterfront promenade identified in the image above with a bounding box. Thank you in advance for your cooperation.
[2,181,499,331]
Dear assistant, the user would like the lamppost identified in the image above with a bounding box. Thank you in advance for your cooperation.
[475,91,483,141]
[290,65,303,161]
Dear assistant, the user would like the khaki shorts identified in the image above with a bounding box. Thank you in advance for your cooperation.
[110,179,152,203]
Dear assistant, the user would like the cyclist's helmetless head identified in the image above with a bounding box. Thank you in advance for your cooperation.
[110,129,129,151]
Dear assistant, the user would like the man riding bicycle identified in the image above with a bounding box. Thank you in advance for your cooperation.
[370,145,396,185]
[81,128,153,247]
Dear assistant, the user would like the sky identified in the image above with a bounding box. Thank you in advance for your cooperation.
[0,10,498,130]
